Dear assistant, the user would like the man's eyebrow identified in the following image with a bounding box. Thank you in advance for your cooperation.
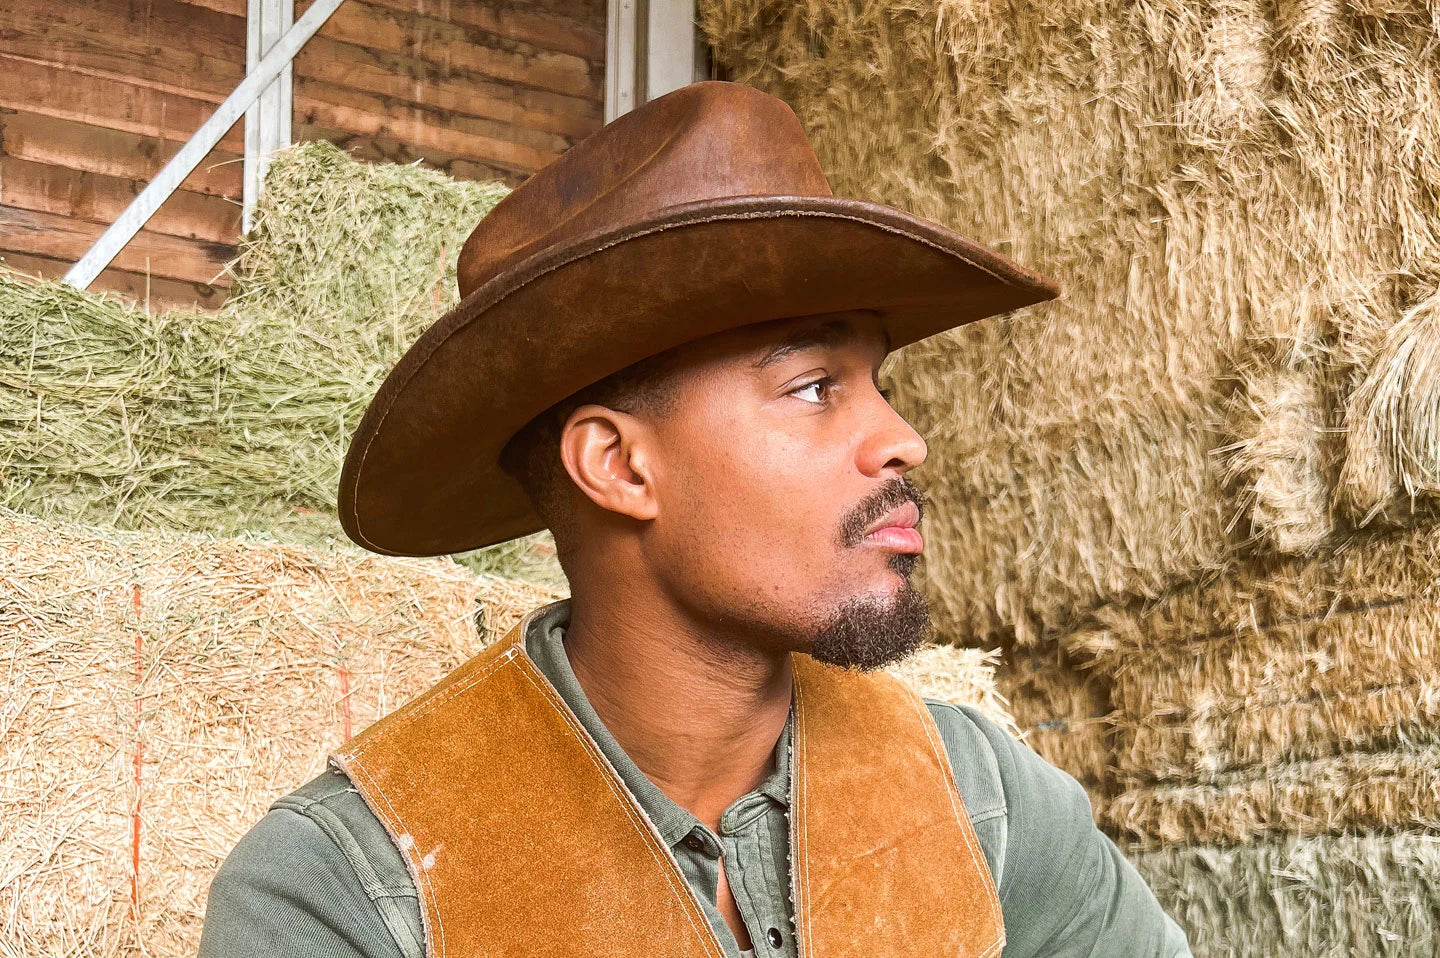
[752,320,855,369]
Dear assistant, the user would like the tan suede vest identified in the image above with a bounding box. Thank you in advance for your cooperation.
[331,605,1003,957]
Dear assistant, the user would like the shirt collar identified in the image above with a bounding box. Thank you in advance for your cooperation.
[522,599,792,848]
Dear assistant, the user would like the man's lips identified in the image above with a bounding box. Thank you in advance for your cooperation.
[862,500,923,553]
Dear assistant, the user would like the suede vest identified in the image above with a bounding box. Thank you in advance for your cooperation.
[330,605,1004,957]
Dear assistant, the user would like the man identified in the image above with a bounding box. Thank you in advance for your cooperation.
[200,81,1190,957]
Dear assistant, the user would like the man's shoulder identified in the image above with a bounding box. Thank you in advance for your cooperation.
[198,765,422,958]
[920,699,1011,823]
[265,765,418,900]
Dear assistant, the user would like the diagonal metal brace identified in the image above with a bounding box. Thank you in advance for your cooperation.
[63,0,347,291]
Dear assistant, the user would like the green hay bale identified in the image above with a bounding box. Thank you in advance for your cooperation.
[1132,830,1440,957]
[0,141,563,589]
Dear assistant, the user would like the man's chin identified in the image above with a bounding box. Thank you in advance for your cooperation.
[807,579,932,671]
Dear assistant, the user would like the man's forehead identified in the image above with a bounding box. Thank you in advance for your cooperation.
[749,311,889,369]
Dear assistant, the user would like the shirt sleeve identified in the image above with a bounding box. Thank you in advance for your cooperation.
[958,706,1192,958]
[197,806,415,958]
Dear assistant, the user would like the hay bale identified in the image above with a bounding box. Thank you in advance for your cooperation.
[701,0,1440,644]
[1107,744,1440,845]
[0,510,555,956]
[0,141,563,589]
[1340,282,1440,521]
[1132,830,1440,957]
[885,643,1017,735]
[1070,526,1440,784]
[996,642,1116,797]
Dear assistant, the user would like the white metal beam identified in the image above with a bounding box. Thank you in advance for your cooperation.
[64,0,344,291]
[606,0,710,123]
[244,0,295,233]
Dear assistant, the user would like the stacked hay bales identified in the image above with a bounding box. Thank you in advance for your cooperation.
[1068,528,1440,954]
[700,1,1440,953]
[701,0,1440,640]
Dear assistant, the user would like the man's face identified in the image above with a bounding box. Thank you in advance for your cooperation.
[637,310,932,669]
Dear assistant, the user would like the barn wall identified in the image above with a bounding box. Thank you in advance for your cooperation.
[0,0,604,312]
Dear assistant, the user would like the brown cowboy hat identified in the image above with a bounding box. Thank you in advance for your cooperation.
[338,81,1059,556]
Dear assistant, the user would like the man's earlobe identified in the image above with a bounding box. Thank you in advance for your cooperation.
[558,405,660,523]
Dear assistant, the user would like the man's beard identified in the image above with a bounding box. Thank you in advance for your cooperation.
[808,551,932,671]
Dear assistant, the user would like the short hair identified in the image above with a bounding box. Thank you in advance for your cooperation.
[497,350,682,553]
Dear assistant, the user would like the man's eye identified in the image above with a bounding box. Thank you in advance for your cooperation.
[791,378,831,404]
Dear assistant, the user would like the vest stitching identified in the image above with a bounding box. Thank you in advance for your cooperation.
[512,663,726,958]
[906,690,1006,958]
[344,755,448,958]
[791,677,813,956]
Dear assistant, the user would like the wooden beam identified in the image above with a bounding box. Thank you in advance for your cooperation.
[295,79,566,175]
[306,0,602,101]
[0,111,243,198]
[0,54,246,154]
[2,207,235,287]
[1,0,601,141]
[184,0,605,59]
[297,36,602,141]
[0,156,240,243]
[369,0,605,62]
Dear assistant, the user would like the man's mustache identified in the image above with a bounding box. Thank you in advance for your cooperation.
[838,477,928,548]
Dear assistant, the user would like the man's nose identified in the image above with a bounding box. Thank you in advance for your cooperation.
[858,396,928,477]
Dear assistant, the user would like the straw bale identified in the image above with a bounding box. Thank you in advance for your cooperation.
[0,510,556,956]
[1221,360,1336,555]
[700,0,1440,643]
[885,643,1017,735]
[1132,830,1440,957]
[996,642,1116,795]
[0,141,563,589]
[1115,676,1440,785]
[1340,283,1440,521]
[1107,743,1440,844]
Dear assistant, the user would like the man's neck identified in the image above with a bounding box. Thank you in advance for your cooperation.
[561,592,793,830]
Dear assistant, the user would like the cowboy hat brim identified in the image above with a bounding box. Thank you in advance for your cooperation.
[338,194,1060,556]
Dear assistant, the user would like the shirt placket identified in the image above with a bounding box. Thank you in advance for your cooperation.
[718,794,799,958]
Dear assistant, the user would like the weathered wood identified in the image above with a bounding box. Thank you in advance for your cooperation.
[296,78,564,174]
[0,157,240,243]
[3,0,600,140]
[0,111,243,198]
[1,207,235,287]
[0,250,230,311]
[0,54,246,153]
[371,0,605,61]
[299,36,602,140]
[0,0,244,101]
[304,0,602,101]
[180,0,604,59]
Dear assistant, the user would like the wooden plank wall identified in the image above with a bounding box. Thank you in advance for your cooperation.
[0,0,605,311]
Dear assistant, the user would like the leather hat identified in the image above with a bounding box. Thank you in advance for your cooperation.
[338,81,1059,556]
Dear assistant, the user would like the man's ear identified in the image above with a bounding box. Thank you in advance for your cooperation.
[557,404,660,522]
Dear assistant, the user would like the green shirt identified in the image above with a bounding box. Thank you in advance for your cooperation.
[198,601,1190,957]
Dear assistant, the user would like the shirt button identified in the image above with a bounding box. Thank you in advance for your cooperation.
[683,832,713,855]
[766,928,783,948]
